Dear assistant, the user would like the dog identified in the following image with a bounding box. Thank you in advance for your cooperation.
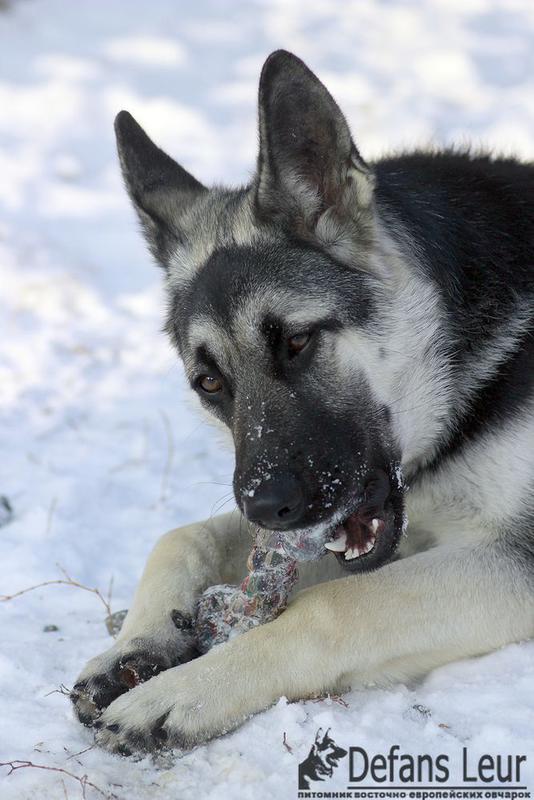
[299,728,348,790]
[70,50,534,756]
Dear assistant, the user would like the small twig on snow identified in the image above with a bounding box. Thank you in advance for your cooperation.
[106,575,114,615]
[282,731,293,753]
[45,683,72,698]
[0,760,119,799]
[1,563,112,618]
[312,692,349,708]
[64,745,96,764]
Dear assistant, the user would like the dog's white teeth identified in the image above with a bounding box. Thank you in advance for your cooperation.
[325,540,346,553]
[327,527,377,559]
[324,531,347,552]
[371,518,380,534]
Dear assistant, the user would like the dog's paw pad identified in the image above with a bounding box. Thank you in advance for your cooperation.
[116,652,168,688]
[71,675,126,726]
[71,644,178,726]
[93,692,181,756]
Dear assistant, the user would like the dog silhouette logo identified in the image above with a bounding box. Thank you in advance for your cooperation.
[298,728,348,790]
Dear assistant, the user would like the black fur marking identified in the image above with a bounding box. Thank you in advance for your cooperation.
[77,712,95,728]
[375,151,534,325]
[171,609,193,630]
[497,509,534,580]
[151,713,171,744]
[429,329,534,471]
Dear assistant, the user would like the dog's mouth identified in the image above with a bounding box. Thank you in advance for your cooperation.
[249,465,405,568]
[325,512,384,561]
[324,468,405,571]
[326,752,347,767]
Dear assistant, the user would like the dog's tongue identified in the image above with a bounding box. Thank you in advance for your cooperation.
[345,513,373,547]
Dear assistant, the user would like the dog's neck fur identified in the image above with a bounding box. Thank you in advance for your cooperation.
[371,158,534,478]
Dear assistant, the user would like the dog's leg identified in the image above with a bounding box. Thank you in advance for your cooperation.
[71,510,252,725]
[72,508,341,726]
[93,541,534,754]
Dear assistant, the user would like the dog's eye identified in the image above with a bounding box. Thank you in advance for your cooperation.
[287,331,311,356]
[199,375,223,394]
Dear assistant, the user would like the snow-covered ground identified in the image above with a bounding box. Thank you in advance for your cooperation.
[1,1,534,798]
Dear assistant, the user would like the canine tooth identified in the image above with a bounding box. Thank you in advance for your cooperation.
[371,518,380,534]
[364,537,376,553]
[325,540,346,553]
[324,531,347,552]
[345,547,360,561]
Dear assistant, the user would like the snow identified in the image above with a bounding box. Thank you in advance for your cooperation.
[1,0,534,797]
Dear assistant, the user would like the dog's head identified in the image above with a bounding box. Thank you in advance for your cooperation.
[301,728,348,782]
[115,50,408,571]
[316,728,348,771]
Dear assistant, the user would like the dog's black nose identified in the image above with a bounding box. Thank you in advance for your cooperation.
[243,475,305,530]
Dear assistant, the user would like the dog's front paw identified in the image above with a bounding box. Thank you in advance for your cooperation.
[71,621,198,727]
[93,651,252,755]
[93,669,182,756]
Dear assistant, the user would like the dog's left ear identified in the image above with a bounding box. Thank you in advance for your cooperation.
[255,51,375,258]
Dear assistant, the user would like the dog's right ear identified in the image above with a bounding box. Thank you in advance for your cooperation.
[114,111,207,266]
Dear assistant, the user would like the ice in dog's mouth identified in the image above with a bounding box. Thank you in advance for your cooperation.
[324,512,385,561]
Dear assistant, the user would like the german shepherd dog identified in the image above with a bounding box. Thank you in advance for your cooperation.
[71,51,534,755]
[299,729,348,790]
